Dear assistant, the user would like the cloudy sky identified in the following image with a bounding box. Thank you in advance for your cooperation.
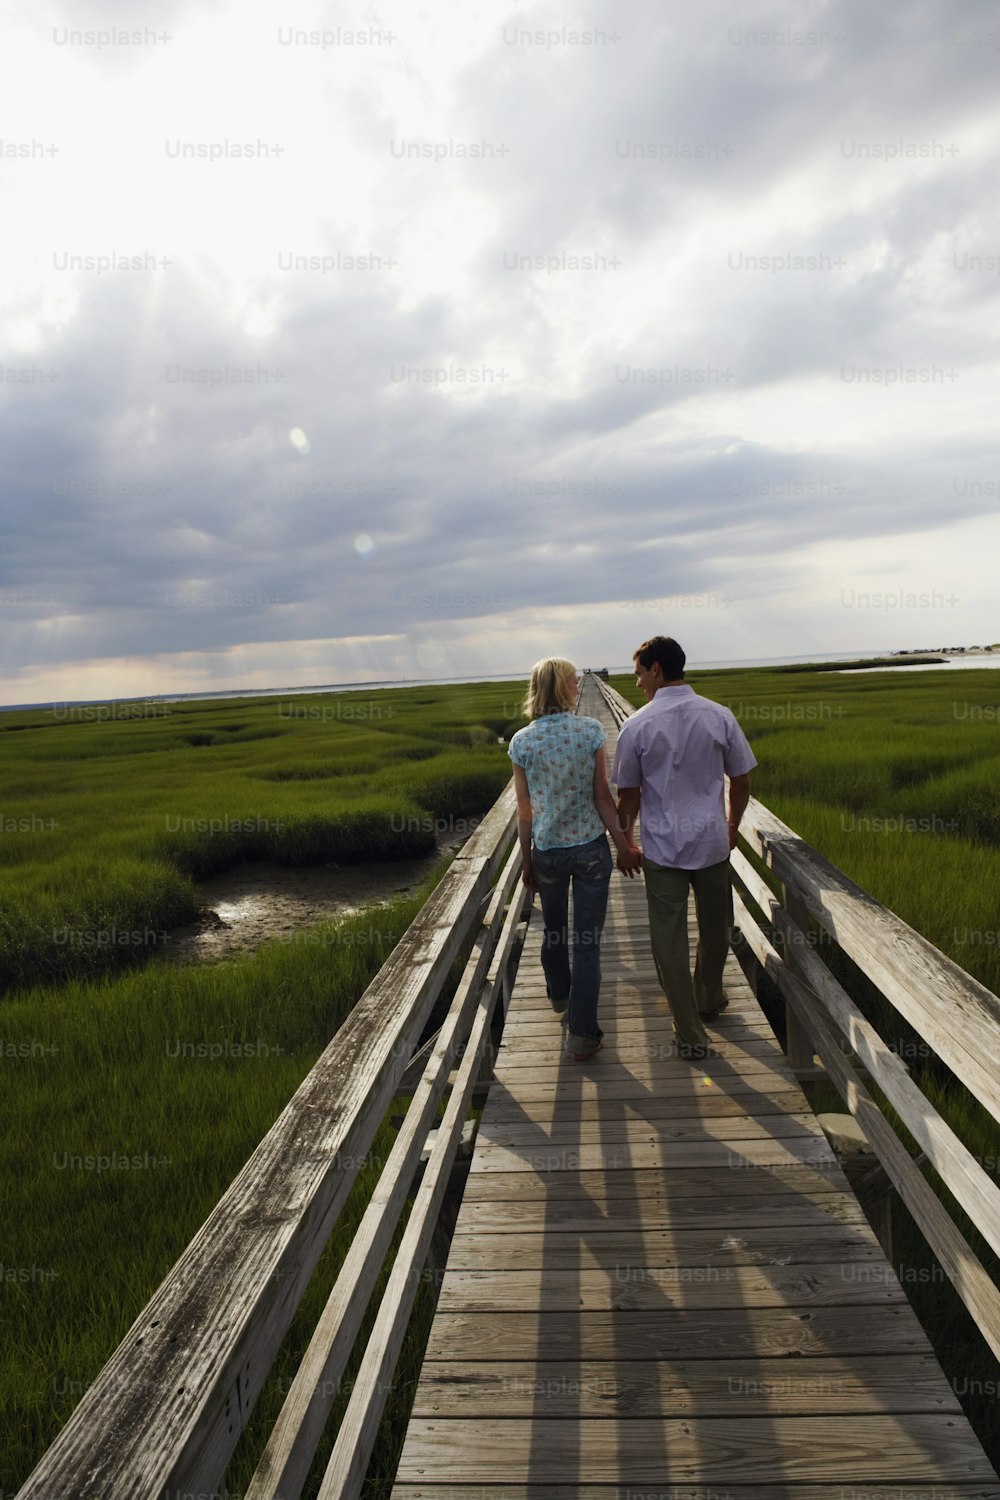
[2,0,999,704]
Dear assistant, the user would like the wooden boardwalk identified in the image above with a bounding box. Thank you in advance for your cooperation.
[392,679,999,1496]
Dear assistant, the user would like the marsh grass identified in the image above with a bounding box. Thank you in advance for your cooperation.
[0,685,519,990]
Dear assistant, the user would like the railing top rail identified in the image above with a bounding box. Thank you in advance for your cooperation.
[740,795,1000,1128]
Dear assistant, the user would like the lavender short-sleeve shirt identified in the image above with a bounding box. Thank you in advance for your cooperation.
[611,684,756,868]
[508,713,607,850]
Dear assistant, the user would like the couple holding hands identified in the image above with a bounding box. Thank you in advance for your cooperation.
[509,636,757,1062]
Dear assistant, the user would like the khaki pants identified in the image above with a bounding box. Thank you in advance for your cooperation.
[642,857,732,1049]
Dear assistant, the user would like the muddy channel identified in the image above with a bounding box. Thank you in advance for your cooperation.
[159,839,465,965]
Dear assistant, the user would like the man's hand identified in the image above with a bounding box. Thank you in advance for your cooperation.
[617,844,643,878]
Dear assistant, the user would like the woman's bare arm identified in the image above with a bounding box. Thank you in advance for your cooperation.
[512,762,537,890]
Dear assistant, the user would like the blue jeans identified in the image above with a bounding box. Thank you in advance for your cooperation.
[532,834,612,1054]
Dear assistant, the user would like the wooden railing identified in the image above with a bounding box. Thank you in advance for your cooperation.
[16,786,528,1500]
[594,672,1000,1365]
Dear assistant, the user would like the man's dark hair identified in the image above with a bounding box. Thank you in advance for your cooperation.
[634,635,686,679]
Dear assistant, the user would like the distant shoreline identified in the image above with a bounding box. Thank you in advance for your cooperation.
[891,647,996,658]
[2,644,997,713]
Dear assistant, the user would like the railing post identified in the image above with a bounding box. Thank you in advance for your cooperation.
[849,1156,896,1261]
[780,883,819,1077]
[501,902,530,1019]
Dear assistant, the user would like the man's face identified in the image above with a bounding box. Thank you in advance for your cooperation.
[634,657,662,701]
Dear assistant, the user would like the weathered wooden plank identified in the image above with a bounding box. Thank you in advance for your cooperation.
[497,1019,787,1057]
[518,953,753,976]
[516,952,747,971]
[468,1133,837,1175]
[454,1194,869,1236]
[477,1114,824,1148]
[482,1091,811,1124]
[504,1019,769,1043]
[507,993,753,1009]
[494,1025,770,1048]
[436,1262,906,1312]
[460,1160,855,1202]
[491,1057,792,1086]
[478,1068,808,1099]
[494,1052,800,1082]
[525,967,751,987]
[506,998,759,1019]
[498,1031,782,1059]
[506,980,754,998]
[445,1222,881,1269]
[505,1025,773,1049]
[394,1488,1000,1500]
[500,1010,768,1037]
[512,954,750,975]
[408,1353,958,1417]
[514,977,753,995]
[395,1413,994,1484]
[422,1304,934,1362]
[511,970,738,985]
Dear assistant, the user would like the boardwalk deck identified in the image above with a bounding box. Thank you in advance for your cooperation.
[391,679,999,1497]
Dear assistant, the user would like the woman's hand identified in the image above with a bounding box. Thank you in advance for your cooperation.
[521,856,537,892]
[616,843,643,878]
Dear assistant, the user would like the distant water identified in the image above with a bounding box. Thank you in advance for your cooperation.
[3,649,997,713]
[838,656,1000,674]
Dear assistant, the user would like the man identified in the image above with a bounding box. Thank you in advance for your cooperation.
[611,635,757,1060]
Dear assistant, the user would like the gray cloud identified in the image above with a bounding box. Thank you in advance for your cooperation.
[2,0,998,695]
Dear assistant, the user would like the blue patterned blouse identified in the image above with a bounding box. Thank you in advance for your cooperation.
[508,714,607,850]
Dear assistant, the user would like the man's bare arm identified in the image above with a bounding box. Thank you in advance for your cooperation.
[616,786,641,843]
[727,772,751,849]
[594,754,642,875]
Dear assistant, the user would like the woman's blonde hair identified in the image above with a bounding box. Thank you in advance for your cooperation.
[523,657,578,718]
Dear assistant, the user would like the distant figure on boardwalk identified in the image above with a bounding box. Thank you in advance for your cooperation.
[509,658,642,1061]
[612,635,757,1060]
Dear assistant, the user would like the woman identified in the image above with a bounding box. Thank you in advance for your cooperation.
[508,659,642,1061]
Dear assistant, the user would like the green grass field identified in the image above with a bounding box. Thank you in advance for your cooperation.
[0,682,521,991]
[3,664,999,1491]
